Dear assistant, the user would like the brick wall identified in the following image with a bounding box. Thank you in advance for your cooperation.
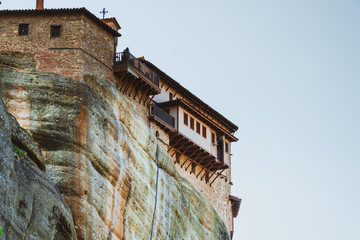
[81,16,115,80]
[0,12,116,81]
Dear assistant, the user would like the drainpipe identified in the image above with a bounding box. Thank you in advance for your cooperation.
[36,0,44,10]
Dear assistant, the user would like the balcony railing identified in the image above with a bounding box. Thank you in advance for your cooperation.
[150,104,176,129]
[115,51,160,87]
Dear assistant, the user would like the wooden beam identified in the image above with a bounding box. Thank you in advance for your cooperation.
[168,149,177,159]
[116,73,126,89]
[173,142,194,164]
[171,147,179,157]
[120,74,131,92]
[119,74,129,92]
[168,137,184,153]
[139,87,150,103]
[198,160,217,179]
[185,152,205,171]
[190,155,207,174]
[145,94,156,106]
[167,134,179,153]
[175,140,191,155]
[207,164,223,181]
[127,79,141,96]
[133,84,145,100]
[209,168,226,186]
[196,159,214,178]
[196,155,209,167]
[185,153,202,171]
[201,161,218,181]
[181,149,199,168]
[174,150,182,164]
[173,90,178,98]
[123,77,136,94]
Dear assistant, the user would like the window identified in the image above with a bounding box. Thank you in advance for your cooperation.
[202,126,207,138]
[51,25,61,38]
[18,24,29,36]
[169,92,173,101]
[225,142,229,153]
[190,117,194,130]
[196,121,201,134]
[184,112,188,126]
[211,132,216,144]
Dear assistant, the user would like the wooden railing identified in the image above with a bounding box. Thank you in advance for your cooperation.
[115,51,160,87]
[150,104,175,129]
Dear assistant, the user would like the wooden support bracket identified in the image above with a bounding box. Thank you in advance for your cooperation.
[209,168,226,186]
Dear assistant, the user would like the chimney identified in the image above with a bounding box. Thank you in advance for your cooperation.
[36,0,44,10]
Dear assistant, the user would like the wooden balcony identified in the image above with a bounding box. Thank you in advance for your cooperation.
[168,131,229,186]
[114,50,161,105]
[149,104,176,132]
[149,103,229,185]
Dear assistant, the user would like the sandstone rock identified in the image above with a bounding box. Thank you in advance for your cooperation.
[0,81,77,240]
[0,51,230,239]
[0,82,11,138]
[8,113,46,171]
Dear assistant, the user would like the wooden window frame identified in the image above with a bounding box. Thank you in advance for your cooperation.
[18,24,29,36]
[190,117,194,130]
[184,112,188,126]
[202,126,207,138]
[51,25,61,38]
[211,132,216,145]
[196,121,201,134]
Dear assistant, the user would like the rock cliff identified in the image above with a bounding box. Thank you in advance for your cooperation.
[0,77,77,239]
[0,51,230,240]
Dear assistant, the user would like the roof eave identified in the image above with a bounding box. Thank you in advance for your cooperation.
[141,58,238,132]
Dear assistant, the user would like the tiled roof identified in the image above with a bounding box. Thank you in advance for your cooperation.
[102,17,121,30]
[229,195,242,218]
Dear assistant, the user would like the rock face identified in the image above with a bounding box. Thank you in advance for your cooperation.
[0,80,76,239]
[0,52,230,240]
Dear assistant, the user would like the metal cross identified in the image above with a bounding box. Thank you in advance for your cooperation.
[100,8,108,19]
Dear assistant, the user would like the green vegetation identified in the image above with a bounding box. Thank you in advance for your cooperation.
[0,225,3,237]
[22,127,34,140]
[13,145,29,160]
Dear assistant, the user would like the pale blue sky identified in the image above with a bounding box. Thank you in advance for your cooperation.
[3,1,360,239]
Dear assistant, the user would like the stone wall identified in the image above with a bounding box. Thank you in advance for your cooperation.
[81,16,115,73]
[0,13,83,79]
[0,12,115,81]
[174,156,233,233]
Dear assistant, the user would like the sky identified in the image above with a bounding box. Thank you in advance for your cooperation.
[2,0,360,239]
